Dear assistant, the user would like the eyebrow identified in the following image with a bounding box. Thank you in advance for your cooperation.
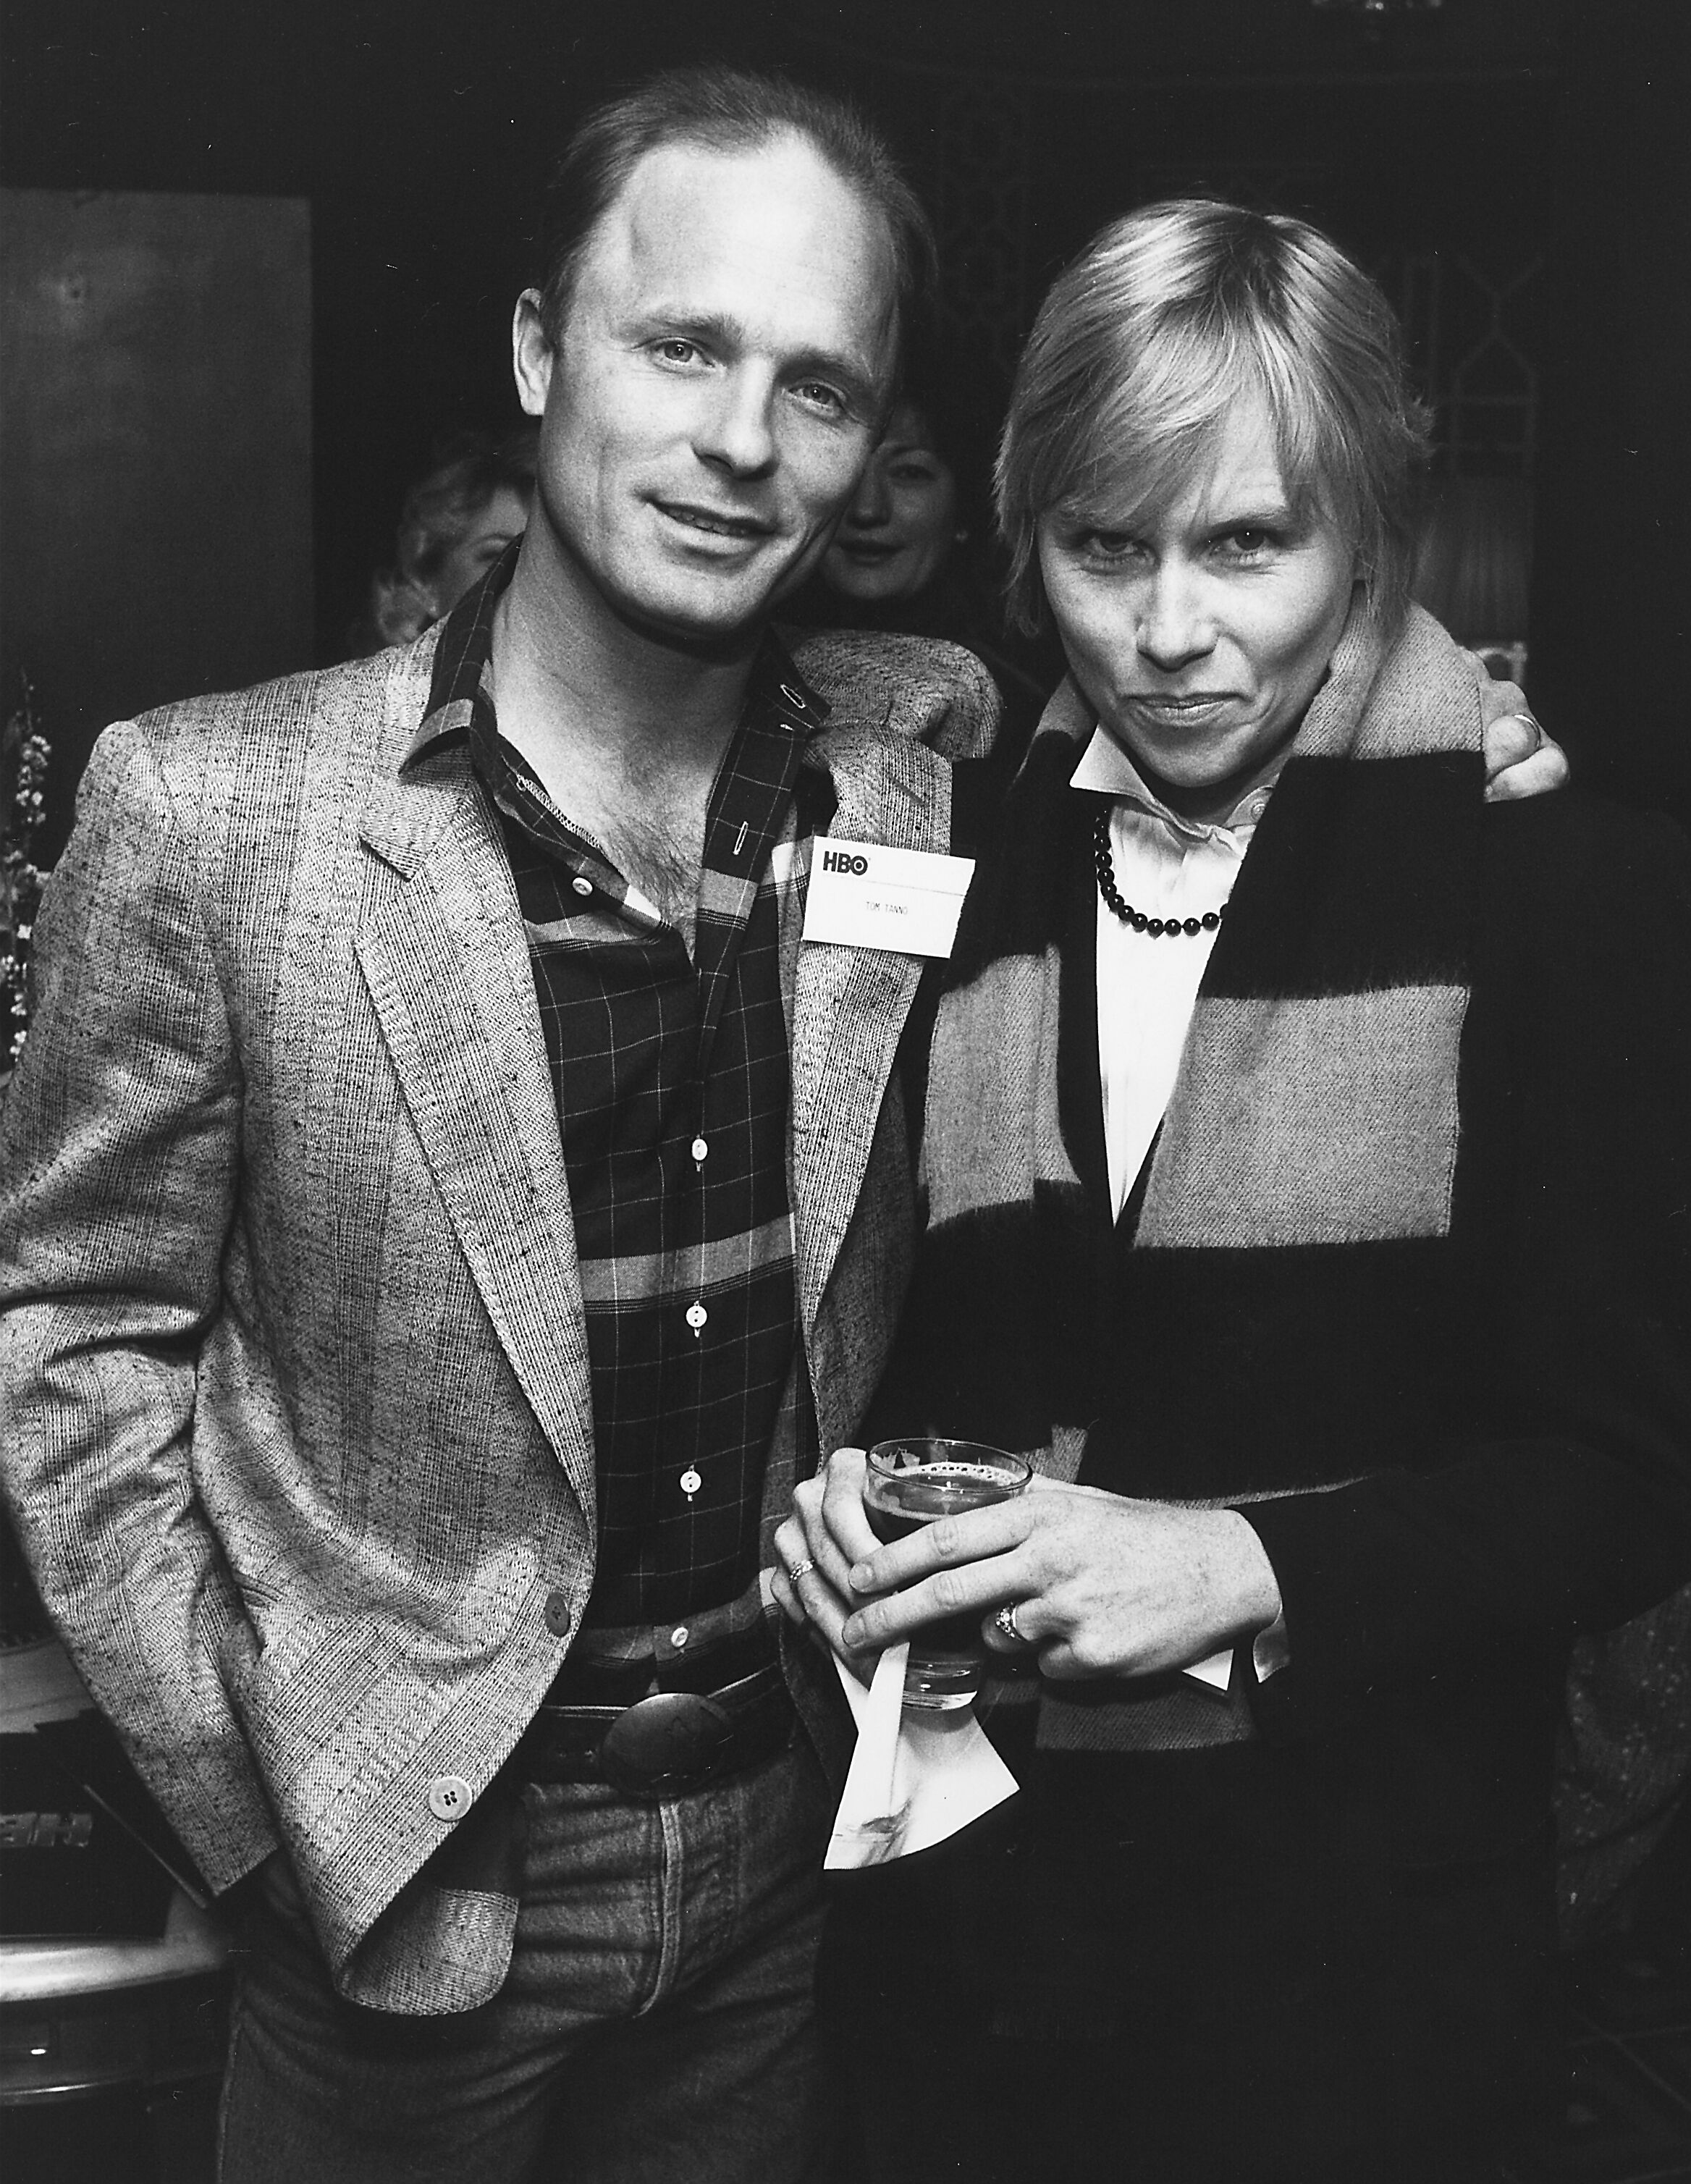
[1204,499,1297,528]
[1062,492,1301,533]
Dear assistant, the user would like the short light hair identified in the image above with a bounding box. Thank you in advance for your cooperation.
[356,426,539,652]
[394,426,539,594]
[995,199,1431,633]
[534,66,936,390]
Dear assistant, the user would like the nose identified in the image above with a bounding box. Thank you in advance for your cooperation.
[696,371,777,479]
[1137,561,1215,673]
[843,460,891,530]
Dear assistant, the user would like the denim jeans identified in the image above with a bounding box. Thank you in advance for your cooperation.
[219,1739,837,2183]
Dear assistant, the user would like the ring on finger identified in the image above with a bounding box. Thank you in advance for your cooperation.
[993,1601,1033,1646]
[785,1558,817,1586]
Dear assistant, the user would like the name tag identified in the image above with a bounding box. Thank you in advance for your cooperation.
[802,838,976,959]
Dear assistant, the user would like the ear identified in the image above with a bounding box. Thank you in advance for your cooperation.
[513,289,554,419]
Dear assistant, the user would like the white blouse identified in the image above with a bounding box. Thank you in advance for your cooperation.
[1070,728,1273,1219]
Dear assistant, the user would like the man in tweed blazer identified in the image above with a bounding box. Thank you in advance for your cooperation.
[0,68,993,2183]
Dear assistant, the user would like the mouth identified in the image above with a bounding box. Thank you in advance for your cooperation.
[1124,693,1241,727]
[656,502,776,543]
[832,538,901,562]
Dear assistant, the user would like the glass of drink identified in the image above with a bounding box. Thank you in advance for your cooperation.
[863,1438,1033,1710]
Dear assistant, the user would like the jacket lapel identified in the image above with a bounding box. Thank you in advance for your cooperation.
[355,724,596,1522]
[788,725,952,1430]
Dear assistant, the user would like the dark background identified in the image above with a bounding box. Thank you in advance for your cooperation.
[3,16,1690,2175]
[2,0,1687,846]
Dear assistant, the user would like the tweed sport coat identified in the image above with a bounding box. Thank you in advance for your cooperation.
[0,622,998,2010]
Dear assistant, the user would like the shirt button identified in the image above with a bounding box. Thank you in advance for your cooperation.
[779,683,807,710]
[680,1467,704,1497]
[685,1302,707,1332]
[670,1625,690,1649]
[691,1137,709,1163]
[572,876,593,897]
[427,1774,473,1822]
[544,1591,573,1637]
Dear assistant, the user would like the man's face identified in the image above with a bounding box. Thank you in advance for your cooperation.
[513,133,898,652]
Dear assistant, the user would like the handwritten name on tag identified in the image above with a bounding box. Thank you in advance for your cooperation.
[802,838,976,959]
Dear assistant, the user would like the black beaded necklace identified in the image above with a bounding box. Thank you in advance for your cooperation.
[1092,808,1231,936]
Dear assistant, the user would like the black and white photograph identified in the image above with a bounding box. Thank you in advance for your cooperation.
[2,4,1687,2179]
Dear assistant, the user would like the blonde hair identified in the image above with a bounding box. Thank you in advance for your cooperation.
[355,426,539,653]
[996,199,1430,633]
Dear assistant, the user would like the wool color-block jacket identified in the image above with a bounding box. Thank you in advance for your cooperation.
[861,609,1691,2167]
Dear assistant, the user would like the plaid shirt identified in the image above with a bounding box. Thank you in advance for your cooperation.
[416,561,831,1688]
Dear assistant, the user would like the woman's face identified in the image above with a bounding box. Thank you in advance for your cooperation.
[433,484,531,616]
[1038,392,1357,817]
[822,402,960,606]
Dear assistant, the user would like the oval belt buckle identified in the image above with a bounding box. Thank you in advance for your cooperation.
[599,1692,733,1800]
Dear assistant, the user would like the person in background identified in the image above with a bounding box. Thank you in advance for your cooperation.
[818,397,965,614]
[781,364,1058,746]
[778,198,1690,2184]
[350,424,539,654]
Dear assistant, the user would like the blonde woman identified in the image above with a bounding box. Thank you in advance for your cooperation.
[783,201,1691,2183]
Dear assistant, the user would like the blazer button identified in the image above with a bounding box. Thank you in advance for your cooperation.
[544,1592,573,1638]
[427,1774,473,1822]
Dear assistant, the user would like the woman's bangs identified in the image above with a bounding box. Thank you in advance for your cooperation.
[1249,329,1365,546]
[1047,326,1250,531]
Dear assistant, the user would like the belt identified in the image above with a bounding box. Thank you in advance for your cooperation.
[507,1663,795,1800]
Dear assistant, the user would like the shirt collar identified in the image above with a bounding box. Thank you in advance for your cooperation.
[1069,722,1286,840]
[402,545,830,770]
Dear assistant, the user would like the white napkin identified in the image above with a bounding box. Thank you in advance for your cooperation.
[824,1643,1020,1870]
[1183,1647,1234,1693]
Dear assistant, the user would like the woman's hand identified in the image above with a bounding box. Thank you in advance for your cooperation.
[834,1475,1284,1682]
[771,1446,885,1672]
